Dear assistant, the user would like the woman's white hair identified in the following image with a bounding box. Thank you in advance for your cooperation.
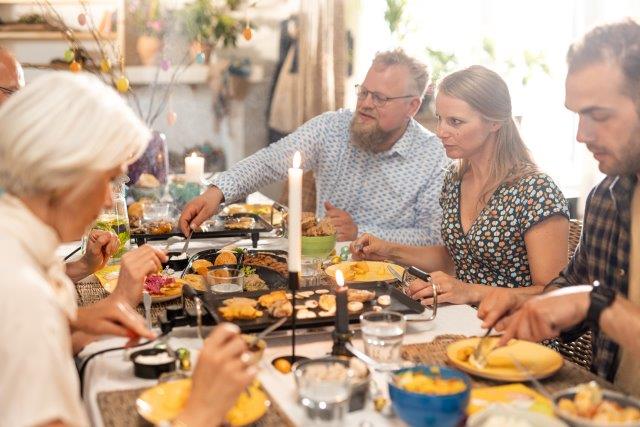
[0,72,150,196]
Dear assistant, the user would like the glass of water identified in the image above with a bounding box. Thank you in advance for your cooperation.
[294,358,352,426]
[300,256,322,287]
[360,310,406,364]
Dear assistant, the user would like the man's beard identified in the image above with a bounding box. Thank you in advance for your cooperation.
[350,114,394,152]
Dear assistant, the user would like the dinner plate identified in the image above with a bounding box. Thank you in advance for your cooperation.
[467,404,568,427]
[136,379,269,426]
[446,337,563,382]
[96,265,183,303]
[325,261,405,283]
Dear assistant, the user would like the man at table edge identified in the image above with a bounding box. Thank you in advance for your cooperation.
[179,48,449,245]
[478,19,640,395]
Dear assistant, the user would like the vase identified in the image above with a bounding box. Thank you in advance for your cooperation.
[136,35,162,66]
[128,131,169,186]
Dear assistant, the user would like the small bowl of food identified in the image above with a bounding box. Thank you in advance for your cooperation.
[301,234,337,258]
[388,365,471,427]
[553,381,640,426]
[130,348,177,379]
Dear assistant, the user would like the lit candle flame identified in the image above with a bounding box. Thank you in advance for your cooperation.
[293,151,301,169]
[335,269,345,287]
[190,152,198,158]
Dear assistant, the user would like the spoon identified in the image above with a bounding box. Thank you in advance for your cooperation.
[345,342,414,372]
[508,352,556,404]
[180,230,193,255]
[143,290,152,330]
[163,236,184,252]
[249,317,287,349]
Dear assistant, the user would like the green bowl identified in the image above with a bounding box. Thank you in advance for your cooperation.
[301,234,337,258]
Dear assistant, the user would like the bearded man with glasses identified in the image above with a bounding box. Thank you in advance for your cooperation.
[181,48,449,244]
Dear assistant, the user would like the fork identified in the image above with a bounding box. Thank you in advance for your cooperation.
[472,328,494,369]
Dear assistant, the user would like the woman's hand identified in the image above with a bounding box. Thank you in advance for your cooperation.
[65,230,119,282]
[113,245,167,306]
[73,296,155,346]
[349,233,393,261]
[407,271,478,306]
[176,324,257,427]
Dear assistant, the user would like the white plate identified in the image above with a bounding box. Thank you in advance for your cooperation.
[467,404,568,427]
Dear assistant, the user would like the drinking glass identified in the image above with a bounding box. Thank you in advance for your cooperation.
[206,267,244,293]
[359,310,406,364]
[300,256,322,287]
[294,359,352,426]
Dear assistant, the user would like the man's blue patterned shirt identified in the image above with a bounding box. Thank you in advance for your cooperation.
[210,109,449,245]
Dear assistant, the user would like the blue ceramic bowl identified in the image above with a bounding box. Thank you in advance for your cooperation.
[388,365,471,427]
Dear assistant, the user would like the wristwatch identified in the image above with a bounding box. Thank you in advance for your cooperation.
[586,283,617,331]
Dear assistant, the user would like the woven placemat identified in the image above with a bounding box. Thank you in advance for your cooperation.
[76,277,193,327]
[401,334,614,393]
[97,385,295,427]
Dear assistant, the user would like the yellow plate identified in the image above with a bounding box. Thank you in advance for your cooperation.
[325,261,404,283]
[136,379,269,426]
[446,337,563,382]
[96,265,183,303]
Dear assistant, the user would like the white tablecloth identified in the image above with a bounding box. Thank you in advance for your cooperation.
[81,303,484,426]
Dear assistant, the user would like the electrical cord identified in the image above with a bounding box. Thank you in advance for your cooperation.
[78,331,170,397]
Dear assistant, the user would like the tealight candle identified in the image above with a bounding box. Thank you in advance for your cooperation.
[185,153,204,183]
[335,270,349,333]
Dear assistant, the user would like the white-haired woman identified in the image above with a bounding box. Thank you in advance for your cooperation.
[0,73,255,427]
[351,66,570,306]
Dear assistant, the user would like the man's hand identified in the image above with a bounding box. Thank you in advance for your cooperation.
[477,287,532,330]
[407,271,475,305]
[73,296,155,346]
[179,187,224,236]
[176,324,257,427]
[66,230,119,282]
[324,201,358,241]
[495,285,592,346]
[113,245,167,306]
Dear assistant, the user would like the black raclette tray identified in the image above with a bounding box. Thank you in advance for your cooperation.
[132,213,273,247]
[202,282,425,333]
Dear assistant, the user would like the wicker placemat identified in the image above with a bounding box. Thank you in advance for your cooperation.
[76,276,193,327]
[97,385,295,427]
[401,334,614,393]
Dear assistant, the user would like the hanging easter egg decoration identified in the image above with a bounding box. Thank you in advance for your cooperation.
[116,76,130,93]
[100,58,111,73]
[160,58,171,71]
[64,49,74,63]
[195,52,205,64]
[77,13,86,26]
[243,26,253,41]
[69,60,82,73]
[167,110,177,126]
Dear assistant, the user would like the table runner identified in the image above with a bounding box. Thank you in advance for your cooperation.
[96,385,295,427]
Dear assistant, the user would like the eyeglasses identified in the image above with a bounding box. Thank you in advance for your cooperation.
[355,84,417,108]
[0,86,17,96]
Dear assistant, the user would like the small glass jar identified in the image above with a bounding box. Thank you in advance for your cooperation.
[93,175,131,263]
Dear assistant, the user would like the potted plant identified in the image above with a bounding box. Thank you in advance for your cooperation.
[179,0,247,63]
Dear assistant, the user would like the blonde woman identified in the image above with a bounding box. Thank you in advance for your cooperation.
[0,73,255,427]
[351,65,569,306]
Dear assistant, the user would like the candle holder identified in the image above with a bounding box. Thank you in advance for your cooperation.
[331,329,355,357]
[289,271,299,359]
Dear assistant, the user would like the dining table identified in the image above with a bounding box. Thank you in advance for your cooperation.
[59,195,625,426]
